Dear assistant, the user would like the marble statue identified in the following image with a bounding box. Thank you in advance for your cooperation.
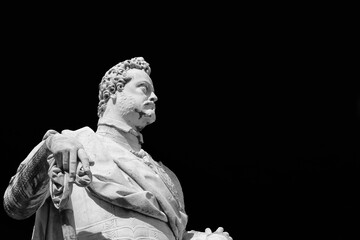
[3,57,232,240]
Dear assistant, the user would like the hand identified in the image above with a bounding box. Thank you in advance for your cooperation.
[45,133,93,182]
[205,227,232,240]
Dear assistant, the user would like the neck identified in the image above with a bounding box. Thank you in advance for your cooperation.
[96,117,143,152]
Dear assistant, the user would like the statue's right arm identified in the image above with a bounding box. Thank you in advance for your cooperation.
[3,131,56,220]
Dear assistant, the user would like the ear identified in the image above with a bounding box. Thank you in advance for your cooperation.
[110,92,117,104]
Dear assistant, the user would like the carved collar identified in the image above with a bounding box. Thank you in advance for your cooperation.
[96,117,144,150]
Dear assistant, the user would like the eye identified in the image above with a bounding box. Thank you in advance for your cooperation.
[139,84,149,94]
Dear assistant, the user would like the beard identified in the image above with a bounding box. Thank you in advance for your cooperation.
[116,94,138,117]
[116,93,156,130]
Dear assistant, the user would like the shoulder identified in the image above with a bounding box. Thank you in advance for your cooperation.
[61,126,95,138]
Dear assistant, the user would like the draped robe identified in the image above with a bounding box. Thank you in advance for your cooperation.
[5,126,188,240]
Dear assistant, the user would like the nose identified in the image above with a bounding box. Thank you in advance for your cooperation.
[149,92,158,102]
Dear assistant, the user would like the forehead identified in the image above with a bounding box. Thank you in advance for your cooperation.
[126,68,153,86]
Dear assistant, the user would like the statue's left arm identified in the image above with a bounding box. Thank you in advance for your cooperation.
[3,138,52,219]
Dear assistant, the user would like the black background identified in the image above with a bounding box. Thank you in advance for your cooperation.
[1,5,358,239]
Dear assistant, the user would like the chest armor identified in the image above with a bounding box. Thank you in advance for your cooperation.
[71,185,175,240]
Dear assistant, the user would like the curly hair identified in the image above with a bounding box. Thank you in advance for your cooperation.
[97,57,151,117]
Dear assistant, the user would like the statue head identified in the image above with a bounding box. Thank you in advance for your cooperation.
[98,57,158,131]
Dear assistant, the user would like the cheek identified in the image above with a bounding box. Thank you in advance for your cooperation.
[126,85,147,98]
[120,95,146,110]
[115,95,136,113]
[133,95,148,107]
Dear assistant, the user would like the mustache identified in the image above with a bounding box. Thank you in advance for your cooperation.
[135,102,156,119]
[135,108,154,119]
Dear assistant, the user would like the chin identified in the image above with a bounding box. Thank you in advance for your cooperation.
[142,109,156,122]
[144,114,156,125]
[132,109,156,130]
[134,115,155,131]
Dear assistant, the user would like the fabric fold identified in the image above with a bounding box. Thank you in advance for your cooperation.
[55,127,188,240]
[48,154,92,240]
[48,156,92,210]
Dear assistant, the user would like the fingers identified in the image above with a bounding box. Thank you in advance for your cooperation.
[48,134,93,181]
[205,228,212,234]
[53,147,92,177]
[77,148,91,173]
[54,151,63,170]
[68,149,78,182]
[213,227,231,240]
[62,150,70,173]
[215,227,224,233]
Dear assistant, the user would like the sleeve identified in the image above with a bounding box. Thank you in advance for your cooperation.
[3,130,57,220]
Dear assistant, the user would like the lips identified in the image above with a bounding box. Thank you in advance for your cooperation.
[143,102,155,110]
